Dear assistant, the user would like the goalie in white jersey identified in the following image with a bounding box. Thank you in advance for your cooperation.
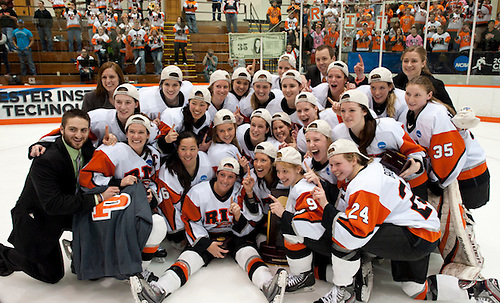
[78,114,167,281]
[312,139,499,303]
[130,158,288,303]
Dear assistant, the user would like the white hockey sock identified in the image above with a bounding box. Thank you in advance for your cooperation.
[235,246,272,289]
[331,254,359,287]
[432,274,469,301]
[287,252,313,275]
[154,269,182,295]
[154,250,205,295]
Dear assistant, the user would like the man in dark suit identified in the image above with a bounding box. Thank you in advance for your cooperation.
[0,109,119,284]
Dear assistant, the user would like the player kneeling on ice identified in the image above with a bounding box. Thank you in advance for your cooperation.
[310,139,499,303]
[74,114,167,281]
[130,157,288,303]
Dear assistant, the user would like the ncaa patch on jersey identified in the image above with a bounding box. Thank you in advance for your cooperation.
[416,130,422,138]
[378,141,386,149]
[201,175,208,181]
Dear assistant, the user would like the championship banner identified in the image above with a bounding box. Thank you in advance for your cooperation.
[228,32,286,60]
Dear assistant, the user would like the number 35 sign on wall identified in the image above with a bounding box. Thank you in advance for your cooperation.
[228,32,286,60]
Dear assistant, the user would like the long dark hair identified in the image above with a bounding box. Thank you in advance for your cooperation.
[167,131,198,194]
[358,104,377,156]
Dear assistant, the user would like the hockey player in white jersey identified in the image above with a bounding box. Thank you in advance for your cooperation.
[157,131,213,249]
[236,109,280,161]
[157,87,213,154]
[228,67,252,103]
[311,139,500,303]
[270,53,297,90]
[78,114,167,281]
[271,112,296,148]
[266,70,304,126]
[130,158,288,303]
[207,109,243,171]
[312,61,350,109]
[269,147,330,294]
[138,65,194,120]
[355,67,408,120]
[207,70,238,118]
[332,89,428,198]
[239,70,284,121]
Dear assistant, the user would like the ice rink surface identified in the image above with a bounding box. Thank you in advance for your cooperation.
[0,122,499,303]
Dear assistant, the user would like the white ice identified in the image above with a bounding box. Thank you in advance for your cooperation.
[0,122,499,303]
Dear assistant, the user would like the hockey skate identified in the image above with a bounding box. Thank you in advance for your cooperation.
[314,284,355,303]
[152,247,167,263]
[262,268,288,303]
[461,278,500,303]
[354,256,373,302]
[286,270,315,292]
[130,275,167,303]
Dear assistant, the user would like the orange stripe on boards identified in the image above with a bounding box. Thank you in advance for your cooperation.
[0,117,61,125]
[477,116,500,123]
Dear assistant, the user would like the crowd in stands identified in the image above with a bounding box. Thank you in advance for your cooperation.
[267,0,500,69]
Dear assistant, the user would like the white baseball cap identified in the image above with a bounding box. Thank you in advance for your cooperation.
[113,83,139,101]
[231,67,252,82]
[452,106,480,129]
[368,67,393,84]
[209,70,231,86]
[295,92,318,107]
[272,112,292,125]
[305,119,332,139]
[280,69,302,84]
[125,114,152,134]
[255,141,277,159]
[217,157,240,175]
[339,90,376,119]
[278,53,297,69]
[327,139,370,160]
[253,70,273,85]
[250,108,272,127]
[189,87,212,105]
[161,65,183,82]
[327,61,349,77]
[213,109,236,127]
[276,146,302,166]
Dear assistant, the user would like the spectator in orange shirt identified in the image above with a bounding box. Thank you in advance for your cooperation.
[371,30,388,52]
[324,22,339,51]
[183,0,198,33]
[435,9,447,26]
[455,23,473,52]
[391,27,406,52]
[267,0,281,32]
[400,8,415,34]
[355,22,372,51]
[429,0,445,14]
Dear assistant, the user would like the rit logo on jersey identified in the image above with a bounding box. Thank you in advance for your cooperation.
[205,208,233,228]
[125,165,152,179]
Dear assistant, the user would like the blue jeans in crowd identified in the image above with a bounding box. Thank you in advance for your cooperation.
[151,48,163,74]
[17,48,37,76]
[212,2,221,21]
[67,28,82,52]
[225,13,238,33]
[133,48,145,75]
[37,27,53,51]
[2,27,15,51]
[185,14,198,33]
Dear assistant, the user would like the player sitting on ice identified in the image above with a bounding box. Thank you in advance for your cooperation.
[130,158,288,303]
[311,139,499,303]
